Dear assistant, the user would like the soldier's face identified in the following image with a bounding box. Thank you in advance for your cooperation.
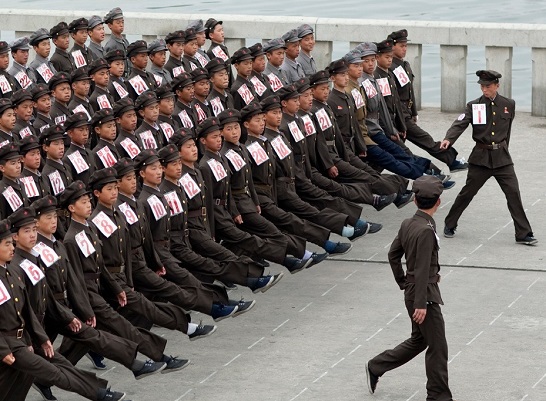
[376,52,393,70]
[392,42,407,59]
[15,100,34,122]
[34,40,51,58]
[89,24,105,42]
[140,103,160,123]
[13,223,37,251]
[23,149,42,171]
[235,59,252,78]
[361,56,376,75]
[282,97,300,115]
[265,108,282,128]
[44,139,65,160]
[299,89,313,111]
[300,34,315,53]
[54,34,70,51]
[68,125,90,146]
[332,72,349,88]
[140,161,163,186]
[72,79,91,97]
[0,53,9,70]
[0,157,22,179]
[285,42,300,59]
[118,172,137,196]
[70,194,92,219]
[95,182,118,207]
[52,82,72,103]
[131,53,148,69]
[244,113,265,135]
[312,83,330,102]
[196,32,206,47]
[184,40,198,56]
[177,85,194,103]
[210,25,224,43]
[36,211,58,237]
[252,55,266,73]
[117,110,137,131]
[0,108,16,131]
[96,121,117,141]
[12,49,29,65]
[179,140,198,163]
[168,42,184,58]
[347,63,363,80]
[159,97,175,116]
[109,19,124,35]
[267,49,285,67]
[92,69,110,87]
[72,29,88,45]
[109,60,125,78]
[162,158,182,180]
[34,95,52,114]
[150,51,166,68]
[221,122,241,144]
[480,83,499,99]
[193,79,210,98]
[211,69,229,90]
[0,235,14,262]
[200,130,222,152]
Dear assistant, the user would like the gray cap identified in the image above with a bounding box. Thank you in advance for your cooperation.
[10,37,30,51]
[263,38,287,53]
[29,28,51,46]
[104,7,123,23]
[412,176,443,198]
[343,49,364,64]
[297,24,314,39]
[148,38,167,54]
[187,19,205,33]
[355,42,377,57]
[88,15,103,30]
[282,29,300,43]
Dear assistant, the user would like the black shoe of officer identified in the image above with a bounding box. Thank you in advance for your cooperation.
[516,233,538,245]
[372,193,397,211]
[133,360,167,380]
[394,190,414,209]
[32,383,58,401]
[365,362,379,394]
[97,388,126,401]
[444,226,456,238]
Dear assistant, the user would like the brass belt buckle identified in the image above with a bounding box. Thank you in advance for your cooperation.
[16,328,23,339]
[201,207,207,216]
[408,100,413,109]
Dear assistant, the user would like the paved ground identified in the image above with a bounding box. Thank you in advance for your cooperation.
[27,108,546,401]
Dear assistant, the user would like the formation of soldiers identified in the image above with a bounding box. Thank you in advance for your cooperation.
[0,7,498,401]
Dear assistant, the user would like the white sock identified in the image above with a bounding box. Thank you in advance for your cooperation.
[187,323,198,335]
[341,226,355,237]
[303,250,313,260]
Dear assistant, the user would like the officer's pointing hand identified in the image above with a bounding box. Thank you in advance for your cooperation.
[439,140,451,150]
[412,308,427,324]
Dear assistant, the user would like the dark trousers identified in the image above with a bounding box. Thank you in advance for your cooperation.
[405,118,458,167]
[368,301,452,401]
[366,132,430,179]
[445,163,532,239]
[311,165,374,204]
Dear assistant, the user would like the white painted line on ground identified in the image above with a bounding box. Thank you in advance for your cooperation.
[439,200,451,209]
[289,387,308,401]
[299,302,313,312]
[520,395,528,401]
[524,208,528,212]
[532,198,541,207]
[387,313,401,325]
[348,344,362,356]
[527,278,540,291]
[489,312,503,326]
[199,371,217,384]
[448,351,461,364]
[313,371,328,383]
[384,242,392,249]
[174,389,192,401]
[321,284,337,297]
[442,269,454,280]
[456,257,466,265]
[344,270,358,280]
[224,354,241,367]
[273,319,290,332]
[466,330,484,345]
[98,367,115,377]
[331,357,345,368]
[367,252,378,261]
[508,294,523,308]
[366,328,383,341]
[532,372,546,388]
[406,390,419,401]
[248,336,264,349]
[469,244,483,254]
[488,230,500,240]
[503,219,513,228]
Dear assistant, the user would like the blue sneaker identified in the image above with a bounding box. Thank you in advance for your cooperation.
[250,273,284,293]
[211,303,238,321]
[442,180,456,190]
[133,360,166,380]
[86,351,107,370]
[348,222,371,241]
[162,356,190,373]
[306,252,328,268]
[188,321,217,340]
[229,298,257,317]
[327,242,353,255]
[449,158,468,172]
[284,256,312,274]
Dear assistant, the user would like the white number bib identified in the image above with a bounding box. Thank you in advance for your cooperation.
[0,140,9,148]
[48,170,65,195]
[147,195,167,220]
[33,242,60,268]
[362,79,378,99]
[54,115,66,125]
[270,135,292,160]
[315,108,333,131]
[206,159,228,181]
[250,76,267,96]
[195,52,209,67]
[179,173,201,199]
[97,94,112,110]
[0,280,11,306]
[267,73,283,92]
[91,211,117,238]
[75,230,95,258]
[211,46,229,61]
[237,84,254,105]
[159,122,175,141]
[96,146,117,168]
[128,75,149,95]
[67,151,90,174]
[139,130,158,150]
[20,176,39,198]
[120,138,141,159]
[287,121,304,142]
[224,149,246,172]
[18,127,33,139]
[37,63,54,83]
[393,65,410,87]
[118,202,138,225]
[71,50,87,68]
[210,97,224,116]
[14,71,32,89]
[3,187,23,212]
[376,77,392,97]
[112,81,129,99]
[351,88,365,109]
[153,74,163,87]
[300,114,316,136]
[164,191,184,216]
[0,75,11,95]
[246,141,269,166]
[178,110,194,129]
[189,62,198,71]
[20,259,45,285]
[194,103,208,124]
[472,104,486,125]
[72,104,91,120]
[172,66,184,77]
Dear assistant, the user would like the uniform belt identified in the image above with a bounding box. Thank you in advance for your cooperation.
[402,99,413,109]
[187,207,207,218]
[231,186,250,196]
[171,229,190,237]
[53,290,67,301]
[2,328,24,339]
[406,274,441,283]
[153,239,169,246]
[213,198,227,206]
[277,177,295,184]
[106,265,125,274]
[367,111,379,119]
[84,272,100,280]
[325,140,335,146]
[475,141,506,150]
[254,184,272,192]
